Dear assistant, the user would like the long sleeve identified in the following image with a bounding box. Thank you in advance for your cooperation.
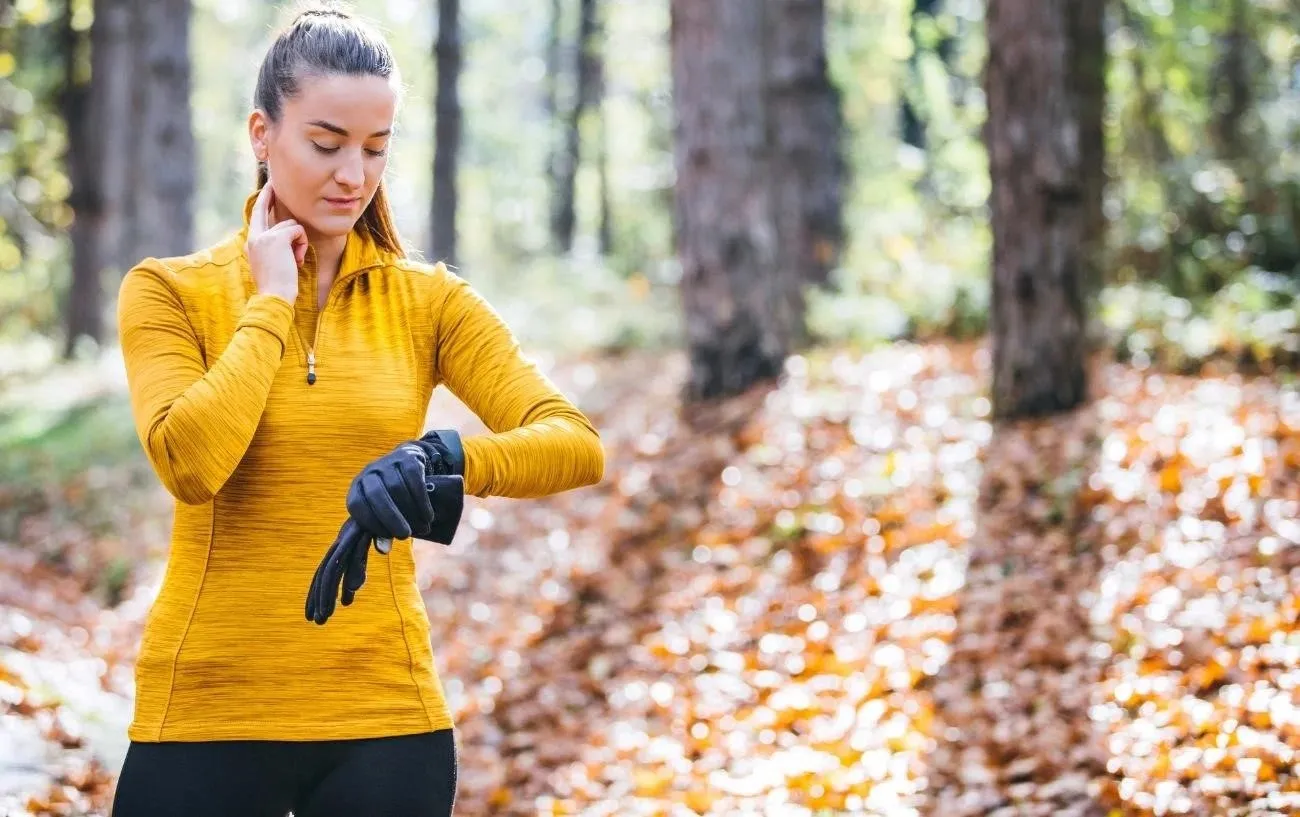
[118,260,295,505]
[433,269,604,498]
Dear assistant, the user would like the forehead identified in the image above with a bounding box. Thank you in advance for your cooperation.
[284,73,397,129]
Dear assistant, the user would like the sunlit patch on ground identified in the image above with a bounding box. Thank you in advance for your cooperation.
[1085,378,1300,816]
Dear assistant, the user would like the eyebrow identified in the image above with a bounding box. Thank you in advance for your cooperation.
[307,120,392,138]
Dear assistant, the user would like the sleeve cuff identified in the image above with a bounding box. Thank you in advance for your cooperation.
[237,294,295,348]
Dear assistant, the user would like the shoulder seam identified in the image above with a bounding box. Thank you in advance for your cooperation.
[388,258,448,278]
[136,238,242,277]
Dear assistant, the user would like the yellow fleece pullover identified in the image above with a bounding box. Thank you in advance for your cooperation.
[116,190,604,742]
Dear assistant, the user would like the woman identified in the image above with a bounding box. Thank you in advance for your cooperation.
[110,5,604,816]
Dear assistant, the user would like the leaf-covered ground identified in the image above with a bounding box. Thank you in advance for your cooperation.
[0,344,1295,816]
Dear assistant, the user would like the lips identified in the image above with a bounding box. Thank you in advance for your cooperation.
[324,197,360,207]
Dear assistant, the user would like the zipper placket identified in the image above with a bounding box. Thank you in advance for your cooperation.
[300,265,376,385]
[305,288,336,386]
[292,252,329,387]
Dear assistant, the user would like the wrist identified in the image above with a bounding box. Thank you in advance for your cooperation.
[263,289,296,306]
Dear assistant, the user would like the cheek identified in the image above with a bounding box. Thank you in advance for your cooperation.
[367,156,389,186]
[271,144,333,201]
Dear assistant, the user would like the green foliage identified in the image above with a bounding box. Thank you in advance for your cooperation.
[1100,271,1300,372]
[1108,0,1300,294]
[2,0,1298,358]
[0,391,142,485]
[810,0,990,348]
[0,0,75,341]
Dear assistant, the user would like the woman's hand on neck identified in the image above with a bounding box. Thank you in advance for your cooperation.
[270,200,347,283]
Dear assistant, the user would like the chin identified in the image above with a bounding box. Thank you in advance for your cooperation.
[310,214,360,238]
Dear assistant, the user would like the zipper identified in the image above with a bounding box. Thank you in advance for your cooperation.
[304,287,335,386]
[294,259,379,386]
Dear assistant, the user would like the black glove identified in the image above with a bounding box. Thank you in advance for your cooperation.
[345,430,465,544]
[306,475,464,625]
[307,430,466,625]
[305,516,371,625]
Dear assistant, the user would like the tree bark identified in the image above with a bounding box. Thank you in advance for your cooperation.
[91,0,134,272]
[672,0,801,402]
[768,0,844,286]
[596,104,612,256]
[1073,0,1106,303]
[985,0,1101,417]
[900,0,950,150]
[1213,0,1254,161]
[62,0,102,356]
[124,0,194,263]
[594,8,612,256]
[551,0,598,254]
[544,0,564,209]
[431,0,462,265]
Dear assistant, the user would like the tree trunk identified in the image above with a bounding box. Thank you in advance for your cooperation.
[544,0,564,208]
[596,103,612,256]
[768,0,844,286]
[1213,0,1254,161]
[672,0,800,402]
[91,0,134,273]
[124,0,194,263]
[986,0,1100,418]
[900,0,949,150]
[62,0,102,356]
[551,0,598,254]
[431,0,462,265]
[1073,0,1106,305]
[594,9,612,256]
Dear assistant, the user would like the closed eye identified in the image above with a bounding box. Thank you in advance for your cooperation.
[313,142,387,158]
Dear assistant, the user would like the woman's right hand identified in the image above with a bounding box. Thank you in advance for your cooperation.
[245,182,307,306]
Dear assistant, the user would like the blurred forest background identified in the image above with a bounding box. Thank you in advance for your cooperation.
[1,0,1299,815]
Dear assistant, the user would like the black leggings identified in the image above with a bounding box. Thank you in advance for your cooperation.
[110,728,456,817]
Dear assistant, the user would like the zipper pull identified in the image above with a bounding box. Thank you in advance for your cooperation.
[307,349,317,385]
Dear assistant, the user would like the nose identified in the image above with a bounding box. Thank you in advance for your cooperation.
[334,150,364,190]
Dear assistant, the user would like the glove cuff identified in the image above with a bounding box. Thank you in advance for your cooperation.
[424,474,464,545]
[418,429,464,477]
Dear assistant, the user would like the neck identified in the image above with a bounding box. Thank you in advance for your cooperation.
[268,201,348,284]
[308,231,347,284]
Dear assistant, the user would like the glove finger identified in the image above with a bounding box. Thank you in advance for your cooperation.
[320,521,365,624]
[307,523,346,621]
[316,537,347,624]
[396,458,435,534]
[307,531,343,622]
[341,532,372,605]
[345,470,377,533]
[312,526,350,625]
[311,540,346,623]
[330,522,369,619]
[384,461,421,523]
[361,472,411,540]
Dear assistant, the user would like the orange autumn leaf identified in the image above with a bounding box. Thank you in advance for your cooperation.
[1158,464,1183,494]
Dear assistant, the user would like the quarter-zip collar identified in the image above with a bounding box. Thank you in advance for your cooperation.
[234,188,399,385]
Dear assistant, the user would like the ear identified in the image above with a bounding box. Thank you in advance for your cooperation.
[248,109,271,163]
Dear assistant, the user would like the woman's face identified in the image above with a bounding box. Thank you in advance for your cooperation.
[248,73,397,241]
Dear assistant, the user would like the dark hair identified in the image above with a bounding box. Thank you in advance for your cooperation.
[253,2,405,256]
